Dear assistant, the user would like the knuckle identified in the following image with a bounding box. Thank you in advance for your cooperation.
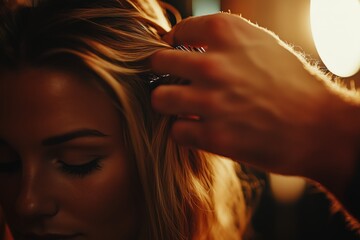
[176,90,190,107]
[192,93,221,120]
[176,88,189,104]
[194,55,222,80]
[199,92,221,114]
[204,13,233,42]
[205,13,232,31]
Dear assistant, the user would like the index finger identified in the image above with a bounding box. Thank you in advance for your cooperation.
[151,48,227,88]
[150,49,208,83]
[163,13,239,49]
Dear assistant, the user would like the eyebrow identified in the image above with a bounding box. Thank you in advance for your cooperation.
[42,129,109,146]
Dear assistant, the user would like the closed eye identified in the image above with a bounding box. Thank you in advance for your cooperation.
[59,156,104,178]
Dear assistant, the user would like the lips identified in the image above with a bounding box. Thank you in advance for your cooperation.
[21,233,82,240]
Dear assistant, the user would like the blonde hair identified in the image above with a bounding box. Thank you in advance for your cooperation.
[0,1,250,239]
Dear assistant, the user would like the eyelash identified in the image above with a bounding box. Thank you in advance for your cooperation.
[59,156,104,178]
[0,157,104,177]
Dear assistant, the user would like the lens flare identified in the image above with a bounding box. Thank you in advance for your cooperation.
[310,0,360,77]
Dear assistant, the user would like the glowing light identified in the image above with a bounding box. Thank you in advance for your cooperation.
[310,0,360,77]
[270,174,306,204]
[193,0,220,16]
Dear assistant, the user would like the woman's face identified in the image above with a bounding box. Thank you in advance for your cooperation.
[0,67,143,240]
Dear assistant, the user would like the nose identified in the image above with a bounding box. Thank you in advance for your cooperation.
[15,164,58,219]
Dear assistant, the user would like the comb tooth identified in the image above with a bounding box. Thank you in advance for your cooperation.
[180,45,190,51]
[197,47,206,53]
[176,45,186,51]
[184,46,191,51]
[174,45,205,53]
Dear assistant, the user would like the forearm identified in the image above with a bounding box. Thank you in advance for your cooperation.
[306,67,360,224]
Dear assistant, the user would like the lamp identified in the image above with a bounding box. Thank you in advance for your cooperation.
[310,0,360,77]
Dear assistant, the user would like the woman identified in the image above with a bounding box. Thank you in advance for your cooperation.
[0,0,255,239]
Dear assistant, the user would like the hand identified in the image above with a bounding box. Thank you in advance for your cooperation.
[150,13,358,190]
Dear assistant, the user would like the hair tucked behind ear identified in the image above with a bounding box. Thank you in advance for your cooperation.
[0,1,254,239]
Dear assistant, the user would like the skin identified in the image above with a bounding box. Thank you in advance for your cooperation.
[0,67,143,239]
[151,13,360,209]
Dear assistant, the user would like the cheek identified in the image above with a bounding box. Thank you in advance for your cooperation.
[62,151,143,228]
[0,175,21,214]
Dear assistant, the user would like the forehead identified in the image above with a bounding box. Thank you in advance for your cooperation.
[0,67,121,145]
[1,67,87,97]
[0,67,100,113]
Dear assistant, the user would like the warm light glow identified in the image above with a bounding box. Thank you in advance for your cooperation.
[193,0,220,16]
[310,0,360,77]
[270,174,306,204]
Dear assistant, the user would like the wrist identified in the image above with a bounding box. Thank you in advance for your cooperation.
[310,92,360,198]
